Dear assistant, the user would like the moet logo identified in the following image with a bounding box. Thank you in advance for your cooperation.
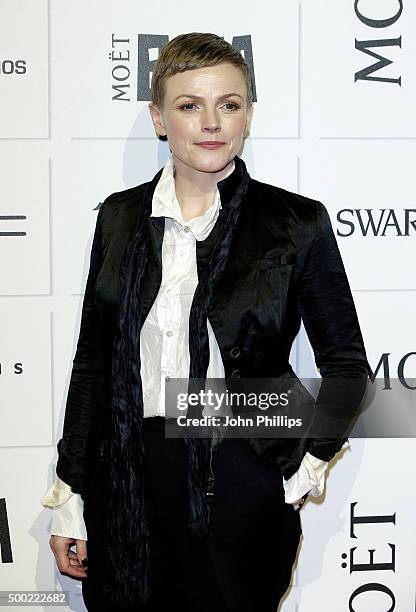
[371,352,415,390]
[354,0,403,85]
[344,502,396,611]
[109,34,257,103]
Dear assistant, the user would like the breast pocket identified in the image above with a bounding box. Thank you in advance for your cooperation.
[259,251,297,270]
[257,252,297,331]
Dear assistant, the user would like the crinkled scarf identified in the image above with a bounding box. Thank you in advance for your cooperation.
[103,155,250,606]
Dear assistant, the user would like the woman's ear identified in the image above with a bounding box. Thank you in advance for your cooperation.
[244,103,254,139]
[148,102,167,139]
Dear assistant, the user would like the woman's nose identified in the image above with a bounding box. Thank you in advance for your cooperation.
[201,109,221,132]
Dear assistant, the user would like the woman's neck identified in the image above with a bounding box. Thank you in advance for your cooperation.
[172,155,234,221]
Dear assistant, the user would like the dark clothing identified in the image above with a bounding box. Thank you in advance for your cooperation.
[82,417,301,612]
[56,164,372,500]
[58,157,370,608]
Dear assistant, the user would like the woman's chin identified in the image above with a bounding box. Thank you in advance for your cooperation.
[188,149,234,173]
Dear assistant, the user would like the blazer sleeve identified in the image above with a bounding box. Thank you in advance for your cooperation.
[296,201,373,461]
[55,200,107,496]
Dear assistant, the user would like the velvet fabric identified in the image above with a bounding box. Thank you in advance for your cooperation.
[56,154,372,608]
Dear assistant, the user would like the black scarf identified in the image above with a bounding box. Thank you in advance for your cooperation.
[103,154,250,606]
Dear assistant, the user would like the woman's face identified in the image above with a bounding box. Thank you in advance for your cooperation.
[149,62,253,175]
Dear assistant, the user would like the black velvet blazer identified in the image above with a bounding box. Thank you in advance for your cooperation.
[56,157,372,498]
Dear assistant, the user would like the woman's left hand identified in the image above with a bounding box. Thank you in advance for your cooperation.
[291,492,309,510]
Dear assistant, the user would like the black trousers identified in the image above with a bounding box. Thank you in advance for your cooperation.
[82,417,302,612]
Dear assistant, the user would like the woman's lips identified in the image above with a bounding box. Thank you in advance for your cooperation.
[195,142,225,149]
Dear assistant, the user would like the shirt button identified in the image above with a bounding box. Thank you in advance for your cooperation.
[230,346,240,359]
[179,250,184,256]
[166,330,173,337]
[230,369,241,379]
[183,226,190,232]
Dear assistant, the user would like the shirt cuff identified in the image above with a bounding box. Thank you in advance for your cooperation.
[302,451,329,497]
[40,477,73,508]
[282,451,329,504]
[50,492,87,541]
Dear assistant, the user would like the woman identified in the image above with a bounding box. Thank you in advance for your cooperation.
[41,32,371,611]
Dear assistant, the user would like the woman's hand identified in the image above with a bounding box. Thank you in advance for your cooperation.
[290,492,309,510]
[49,535,88,579]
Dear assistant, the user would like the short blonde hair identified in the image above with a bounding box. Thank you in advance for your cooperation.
[150,32,253,109]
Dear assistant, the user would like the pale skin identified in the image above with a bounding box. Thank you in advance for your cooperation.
[50,62,305,579]
[49,535,88,578]
[148,62,253,222]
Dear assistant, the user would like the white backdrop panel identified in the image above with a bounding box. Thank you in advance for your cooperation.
[301,142,416,291]
[303,0,416,137]
[284,438,416,611]
[51,0,299,138]
[0,152,50,295]
[0,300,52,446]
[0,0,49,138]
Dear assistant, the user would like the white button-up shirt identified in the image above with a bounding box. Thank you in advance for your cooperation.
[141,152,231,417]
[41,153,329,539]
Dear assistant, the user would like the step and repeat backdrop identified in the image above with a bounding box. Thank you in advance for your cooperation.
[1,1,415,610]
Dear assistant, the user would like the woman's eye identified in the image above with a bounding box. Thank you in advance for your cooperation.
[223,102,240,111]
[179,102,240,111]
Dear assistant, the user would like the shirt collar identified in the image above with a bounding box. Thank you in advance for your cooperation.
[150,153,236,241]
